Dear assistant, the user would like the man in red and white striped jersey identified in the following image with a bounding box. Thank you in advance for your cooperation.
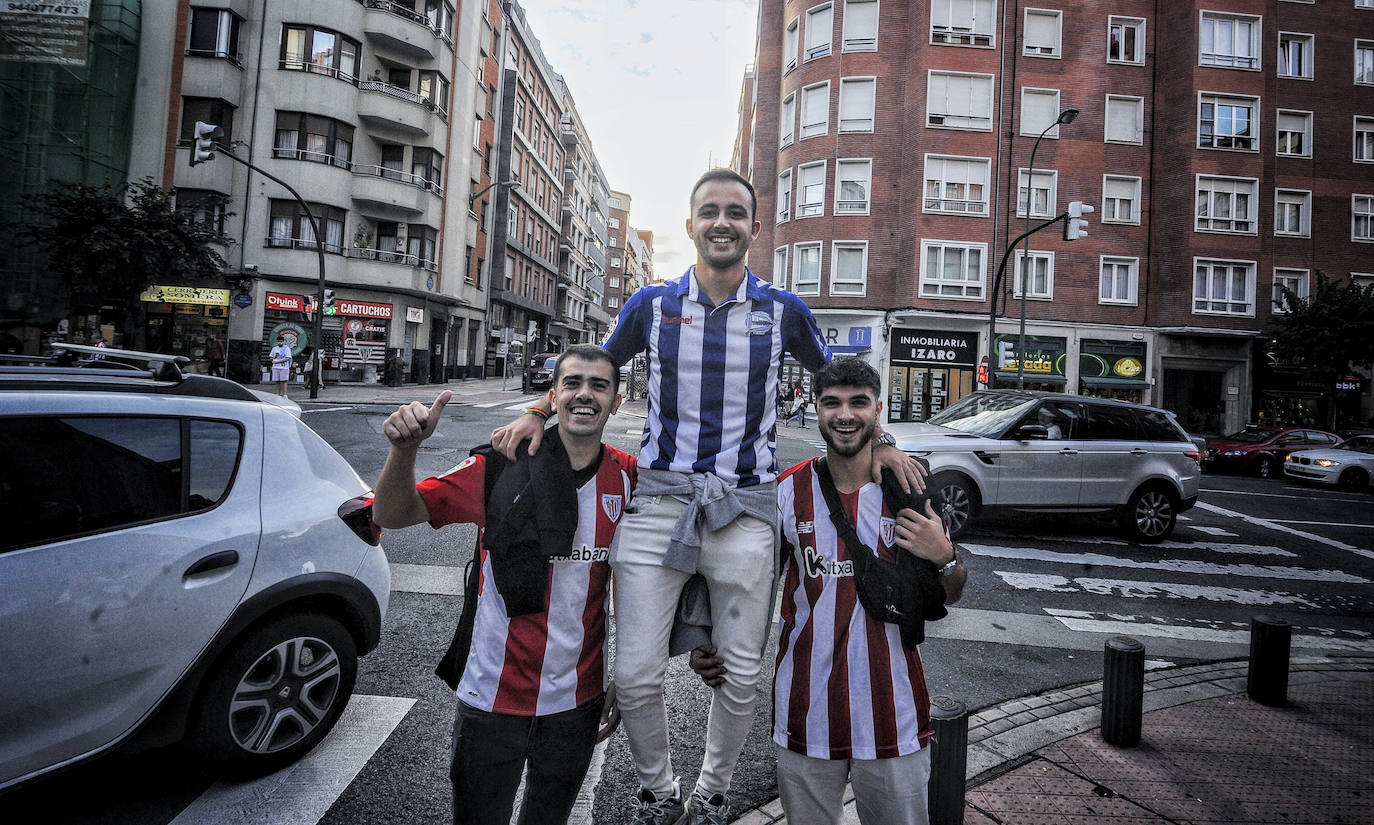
[374,345,635,825]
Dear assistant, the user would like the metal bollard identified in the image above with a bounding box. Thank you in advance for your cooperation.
[1247,614,1291,706]
[928,695,968,825]
[1101,635,1145,747]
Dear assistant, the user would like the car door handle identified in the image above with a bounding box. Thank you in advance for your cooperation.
[1130,448,1149,456]
[1058,448,1079,455]
[184,550,239,578]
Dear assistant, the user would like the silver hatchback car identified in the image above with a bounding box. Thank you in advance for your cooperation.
[886,390,1201,542]
[0,345,389,790]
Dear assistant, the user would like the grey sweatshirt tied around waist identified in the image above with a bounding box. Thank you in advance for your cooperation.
[633,468,778,573]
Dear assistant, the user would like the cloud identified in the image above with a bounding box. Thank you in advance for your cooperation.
[640,32,653,44]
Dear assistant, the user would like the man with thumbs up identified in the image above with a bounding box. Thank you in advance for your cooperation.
[374,344,636,825]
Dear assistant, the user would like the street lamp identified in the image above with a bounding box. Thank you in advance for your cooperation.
[470,178,520,208]
[1015,107,1078,389]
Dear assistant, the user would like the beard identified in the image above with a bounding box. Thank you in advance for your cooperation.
[819,417,877,458]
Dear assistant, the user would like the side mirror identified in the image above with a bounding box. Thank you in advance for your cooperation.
[1017,423,1050,440]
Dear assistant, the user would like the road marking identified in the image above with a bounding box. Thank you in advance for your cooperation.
[1200,487,1317,500]
[994,571,1321,608]
[1188,525,1238,537]
[961,543,1368,583]
[1267,519,1374,529]
[169,694,415,825]
[1045,609,1374,652]
[300,406,354,414]
[975,531,1290,555]
[390,563,464,596]
[1193,501,1374,561]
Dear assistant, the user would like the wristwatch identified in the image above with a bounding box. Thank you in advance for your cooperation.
[937,547,960,577]
[874,431,897,448]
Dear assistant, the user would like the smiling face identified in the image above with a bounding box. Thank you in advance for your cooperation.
[548,354,621,441]
[816,384,882,459]
[686,179,761,272]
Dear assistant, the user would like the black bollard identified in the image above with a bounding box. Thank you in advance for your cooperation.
[928,695,968,825]
[1101,635,1145,747]
[1247,614,1291,706]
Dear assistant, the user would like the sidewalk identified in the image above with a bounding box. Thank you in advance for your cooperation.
[737,655,1373,825]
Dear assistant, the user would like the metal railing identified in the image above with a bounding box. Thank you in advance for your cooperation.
[352,164,444,196]
[346,246,438,271]
[264,236,345,255]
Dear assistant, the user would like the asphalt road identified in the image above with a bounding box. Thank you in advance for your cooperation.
[6,396,1371,825]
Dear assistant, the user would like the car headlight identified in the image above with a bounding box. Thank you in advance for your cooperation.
[1223,449,1246,456]
[1314,458,1340,468]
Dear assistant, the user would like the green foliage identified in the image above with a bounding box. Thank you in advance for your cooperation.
[1273,271,1374,378]
[14,178,233,315]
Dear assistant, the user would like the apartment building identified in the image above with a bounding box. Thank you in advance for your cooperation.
[739,0,1374,430]
[602,189,633,315]
[553,80,612,346]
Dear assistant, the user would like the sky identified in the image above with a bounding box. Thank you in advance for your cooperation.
[514,0,759,280]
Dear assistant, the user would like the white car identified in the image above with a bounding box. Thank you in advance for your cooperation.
[1284,435,1374,490]
[0,345,389,790]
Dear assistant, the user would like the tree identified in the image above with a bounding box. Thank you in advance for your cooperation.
[13,178,232,341]
[1273,271,1374,428]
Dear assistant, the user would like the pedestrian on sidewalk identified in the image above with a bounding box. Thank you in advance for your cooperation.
[269,334,293,396]
[693,357,966,825]
[491,169,926,825]
[782,382,808,428]
[207,336,225,377]
[373,345,633,825]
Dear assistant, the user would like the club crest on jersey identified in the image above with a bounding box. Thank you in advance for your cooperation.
[601,494,623,522]
[746,311,773,335]
[803,545,854,578]
[880,517,896,546]
[439,455,478,477]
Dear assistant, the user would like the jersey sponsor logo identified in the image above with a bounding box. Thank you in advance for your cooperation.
[549,545,610,563]
[880,517,896,547]
[661,315,692,325]
[797,520,814,534]
[803,545,854,578]
[439,455,478,477]
[747,311,773,335]
[602,494,623,522]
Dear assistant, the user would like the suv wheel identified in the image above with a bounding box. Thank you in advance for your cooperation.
[1256,456,1275,478]
[194,613,357,774]
[1118,485,1178,543]
[930,473,978,539]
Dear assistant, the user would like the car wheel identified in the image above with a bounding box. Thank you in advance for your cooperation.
[1338,467,1369,491]
[1118,485,1178,543]
[1256,456,1275,478]
[194,613,357,775]
[929,473,978,539]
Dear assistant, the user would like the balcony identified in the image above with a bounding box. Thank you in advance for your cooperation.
[563,164,576,185]
[358,81,439,135]
[346,245,437,272]
[351,165,442,215]
[361,0,442,60]
[560,123,580,147]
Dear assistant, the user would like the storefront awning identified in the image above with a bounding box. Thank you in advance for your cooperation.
[995,371,1066,384]
[1080,376,1149,389]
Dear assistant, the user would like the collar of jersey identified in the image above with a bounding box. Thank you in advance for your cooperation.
[678,266,770,307]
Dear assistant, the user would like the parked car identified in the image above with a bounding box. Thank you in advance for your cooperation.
[886,390,1200,543]
[1204,426,1340,478]
[1283,434,1374,490]
[0,344,389,791]
[523,351,559,391]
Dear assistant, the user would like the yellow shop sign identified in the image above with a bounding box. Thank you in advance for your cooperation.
[139,285,230,306]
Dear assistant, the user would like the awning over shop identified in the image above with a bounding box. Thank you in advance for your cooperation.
[1080,376,1149,389]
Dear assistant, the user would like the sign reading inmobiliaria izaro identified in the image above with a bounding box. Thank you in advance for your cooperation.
[0,1,90,66]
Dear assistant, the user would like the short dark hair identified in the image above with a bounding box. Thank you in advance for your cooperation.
[690,168,757,221]
[554,344,620,393]
[812,357,881,399]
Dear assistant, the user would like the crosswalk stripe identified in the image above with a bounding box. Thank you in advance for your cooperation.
[1195,501,1374,560]
[390,563,464,596]
[1187,525,1239,537]
[976,533,1295,556]
[961,542,1368,584]
[1045,608,1374,653]
[994,571,1322,608]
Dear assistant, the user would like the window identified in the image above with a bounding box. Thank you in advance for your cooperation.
[607,296,619,309]
[780,93,796,147]
[268,200,346,253]
[842,0,878,51]
[1193,258,1256,316]
[784,17,800,72]
[1277,110,1312,157]
[805,3,834,61]
[1355,195,1374,241]
[176,189,227,234]
[610,256,622,267]
[1099,256,1139,305]
[1108,16,1145,64]
[273,111,353,168]
[1274,189,1311,237]
[797,161,826,217]
[188,8,241,61]
[919,240,986,300]
[800,82,830,138]
[923,154,990,215]
[1013,250,1054,299]
[777,168,793,223]
[1019,88,1061,136]
[793,242,822,295]
[926,71,994,130]
[281,25,359,82]
[831,241,867,295]
[1358,41,1374,85]
[1102,175,1142,224]
[1278,32,1313,79]
[419,71,449,115]
[426,0,455,41]
[839,77,875,131]
[1199,93,1258,151]
[1272,268,1310,312]
[180,97,234,144]
[1105,95,1144,144]
[1023,9,1061,57]
[608,216,620,228]
[608,276,620,288]
[1196,175,1258,234]
[408,225,439,269]
[1199,12,1260,70]
[1357,116,1374,162]
[773,247,789,287]
[1017,169,1056,218]
[413,148,443,190]
[931,0,995,47]
[835,159,872,214]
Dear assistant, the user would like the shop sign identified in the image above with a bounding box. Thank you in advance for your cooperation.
[140,285,230,306]
[265,292,307,312]
[890,329,977,367]
[406,307,424,323]
[337,299,392,319]
[1079,339,1147,379]
[993,333,1067,377]
[1336,377,1365,392]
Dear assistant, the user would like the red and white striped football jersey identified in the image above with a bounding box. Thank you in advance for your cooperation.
[772,458,933,760]
[417,446,636,716]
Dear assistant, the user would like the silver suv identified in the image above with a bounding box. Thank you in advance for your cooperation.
[886,390,1201,542]
[0,345,389,790]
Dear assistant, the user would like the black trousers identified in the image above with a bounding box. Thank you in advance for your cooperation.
[449,694,604,825]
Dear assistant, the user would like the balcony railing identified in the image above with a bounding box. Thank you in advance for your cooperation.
[264,236,345,255]
[359,79,448,119]
[359,0,454,46]
[353,163,444,197]
[346,245,438,271]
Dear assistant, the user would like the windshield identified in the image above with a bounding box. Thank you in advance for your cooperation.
[1221,428,1277,443]
[543,357,557,369]
[927,392,1038,437]
[1337,436,1374,454]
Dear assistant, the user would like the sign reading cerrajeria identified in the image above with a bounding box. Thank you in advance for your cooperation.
[890,329,977,367]
[139,285,231,306]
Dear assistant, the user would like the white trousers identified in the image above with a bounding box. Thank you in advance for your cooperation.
[611,493,777,798]
[776,744,932,825]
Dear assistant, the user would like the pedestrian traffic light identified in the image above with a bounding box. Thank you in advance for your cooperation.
[323,289,336,315]
[977,356,989,385]
[189,121,221,166]
[1063,200,1094,241]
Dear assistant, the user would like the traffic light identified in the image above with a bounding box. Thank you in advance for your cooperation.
[323,289,337,316]
[1063,200,1094,241]
[190,121,221,166]
[977,356,989,385]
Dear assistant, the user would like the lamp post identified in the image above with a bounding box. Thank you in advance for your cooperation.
[1015,107,1078,389]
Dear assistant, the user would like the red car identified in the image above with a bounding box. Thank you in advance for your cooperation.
[1204,426,1341,477]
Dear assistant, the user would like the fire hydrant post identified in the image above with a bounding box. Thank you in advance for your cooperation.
[1101,635,1145,747]
[928,695,968,825]
[1247,614,1291,706]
